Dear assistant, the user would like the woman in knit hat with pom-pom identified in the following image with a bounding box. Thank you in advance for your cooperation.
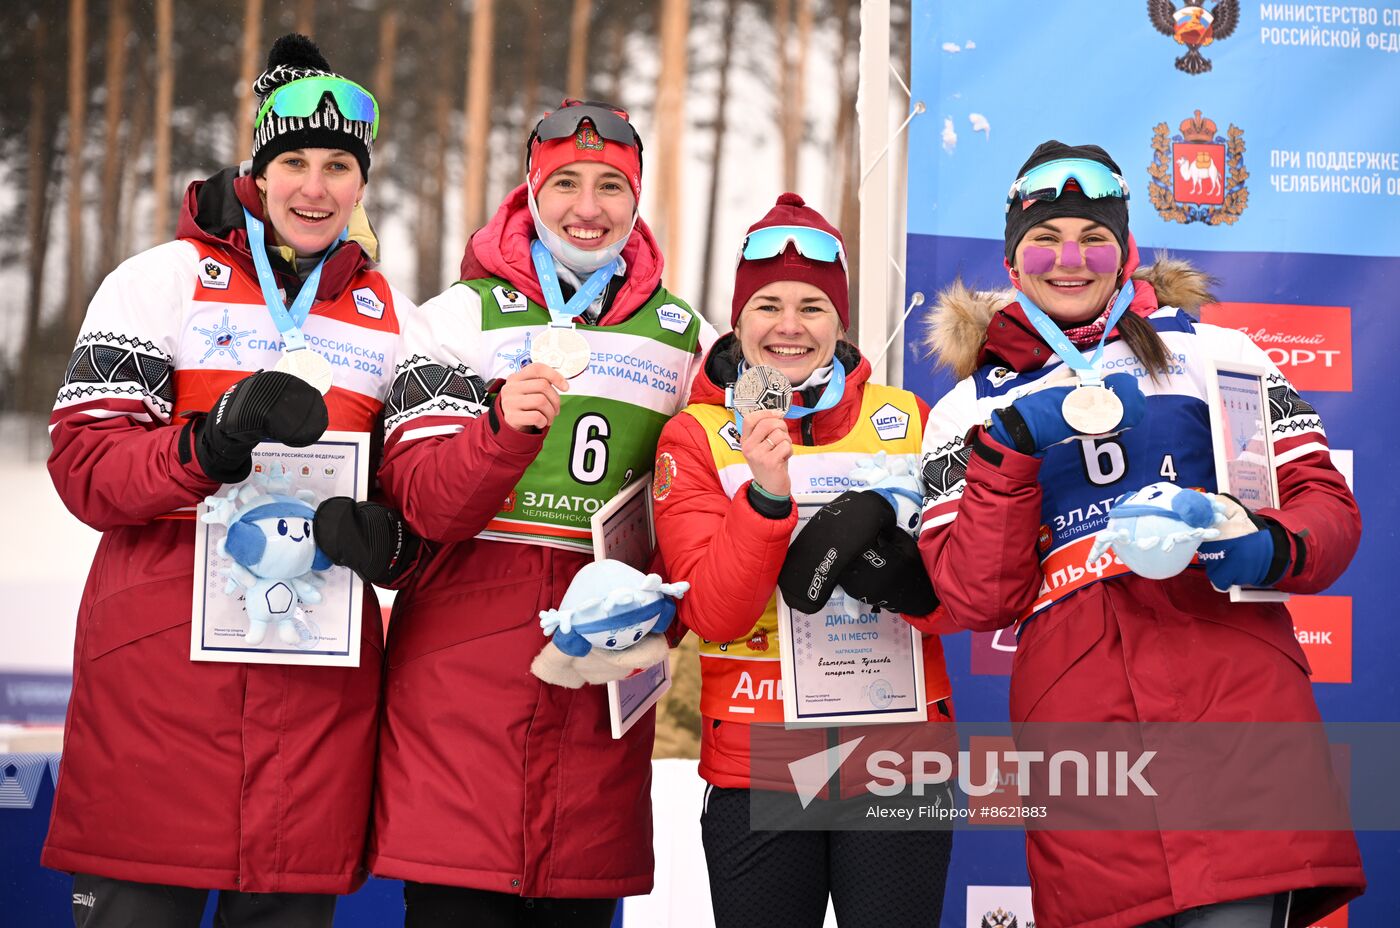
[44,33,416,925]
[917,140,1364,927]
[652,193,956,927]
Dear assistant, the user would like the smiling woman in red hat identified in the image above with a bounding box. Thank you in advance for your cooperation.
[653,193,956,928]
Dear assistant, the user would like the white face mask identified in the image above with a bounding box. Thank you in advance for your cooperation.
[527,183,638,275]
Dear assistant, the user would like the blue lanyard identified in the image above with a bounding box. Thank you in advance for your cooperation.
[243,207,345,352]
[731,359,846,434]
[1015,280,1136,386]
[530,240,618,326]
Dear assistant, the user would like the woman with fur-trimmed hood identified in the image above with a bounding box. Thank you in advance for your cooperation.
[916,141,1364,928]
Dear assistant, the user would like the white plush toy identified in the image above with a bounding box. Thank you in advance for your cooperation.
[1087,482,1226,580]
[849,450,924,535]
[201,467,331,646]
[532,560,689,689]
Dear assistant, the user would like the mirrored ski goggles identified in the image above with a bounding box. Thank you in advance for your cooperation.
[1005,158,1129,213]
[255,76,380,139]
[738,225,848,272]
[529,101,642,151]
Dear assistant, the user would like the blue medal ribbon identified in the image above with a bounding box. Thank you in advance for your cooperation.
[729,359,846,434]
[243,207,346,354]
[530,239,618,327]
[1015,280,1136,386]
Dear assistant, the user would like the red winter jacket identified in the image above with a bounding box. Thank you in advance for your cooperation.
[42,168,398,894]
[654,337,955,793]
[917,251,1364,928]
[369,187,703,898]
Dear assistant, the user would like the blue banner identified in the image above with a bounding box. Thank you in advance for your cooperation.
[904,3,1399,926]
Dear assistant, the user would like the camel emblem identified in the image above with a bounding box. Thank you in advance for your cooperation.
[1176,152,1222,198]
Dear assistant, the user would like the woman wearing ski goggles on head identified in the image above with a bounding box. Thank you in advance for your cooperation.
[364,98,717,926]
[653,192,957,928]
[917,141,1364,927]
[44,33,421,927]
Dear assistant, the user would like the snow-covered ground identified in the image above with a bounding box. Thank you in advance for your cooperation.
[0,419,96,676]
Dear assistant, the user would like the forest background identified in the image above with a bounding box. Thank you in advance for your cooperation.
[0,0,916,757]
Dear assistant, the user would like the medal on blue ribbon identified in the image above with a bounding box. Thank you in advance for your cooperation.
[243,207,345,395]
[726,359,846,434]
[528,240,617,379]
[1018,280,1137,435]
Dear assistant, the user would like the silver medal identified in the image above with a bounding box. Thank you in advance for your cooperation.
[532,326,592,379]
[1062,383,1124,435]
[274,347,334,395]
[730,365,794,416]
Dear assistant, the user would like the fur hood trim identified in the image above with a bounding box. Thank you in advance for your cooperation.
[920,252,1214,380]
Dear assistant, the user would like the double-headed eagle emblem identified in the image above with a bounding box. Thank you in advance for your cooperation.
[1148,0,1239,74]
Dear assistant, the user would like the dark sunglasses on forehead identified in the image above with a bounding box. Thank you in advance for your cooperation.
[526,100,644,157]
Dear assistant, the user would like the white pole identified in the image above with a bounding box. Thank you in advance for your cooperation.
[857,0,892,385]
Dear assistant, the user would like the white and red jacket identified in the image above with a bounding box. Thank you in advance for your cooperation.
[368,185,716,898]
[43,167,413,894]
[918,249,1364,928]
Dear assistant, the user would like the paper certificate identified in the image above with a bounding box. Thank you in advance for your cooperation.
[191,431,370,666]
[777,495,928,727]
[591,477,672,738]
[1206,361,1288,604]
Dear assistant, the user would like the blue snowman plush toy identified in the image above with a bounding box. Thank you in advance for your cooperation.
[1087,481,1228,580]
[202,469,332,646]
[532,560,689,688]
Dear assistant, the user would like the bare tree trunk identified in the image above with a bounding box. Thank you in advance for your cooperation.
[22,16,54,412]
[698,0,738,325]
[416,4,457,297]
[151,0,174,243]
[370,6,399,178]
[566,0,594,100]
[462,0,494,239]
[832,0,859,313]
[235,0,264,163]
[295,0,316,36]
[66,0,88,338]
[604,21,627,106]
[520,0,543,134]
[373,7,399,110]
[118,52,152,261]
[774,0,794,191]
[653,0,690,293]
[97,0,130,282]
[789,0,811,191]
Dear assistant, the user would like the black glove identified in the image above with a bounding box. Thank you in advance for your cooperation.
[313,497,421,585]
[834,525,939,616]
[193,370,329,482]
[778,490,895,613]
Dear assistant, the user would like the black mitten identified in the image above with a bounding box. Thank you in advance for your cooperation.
[834,526,939,616]
[778,490,895,613]
[194,370,329,482]
[313,497,421,585]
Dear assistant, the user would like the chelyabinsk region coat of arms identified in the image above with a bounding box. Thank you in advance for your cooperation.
[1149,110,1247,225]
[1148,0,1239,74]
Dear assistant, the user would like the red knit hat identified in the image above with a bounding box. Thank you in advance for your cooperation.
[527,100,643,200]
[731,193,849,327]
